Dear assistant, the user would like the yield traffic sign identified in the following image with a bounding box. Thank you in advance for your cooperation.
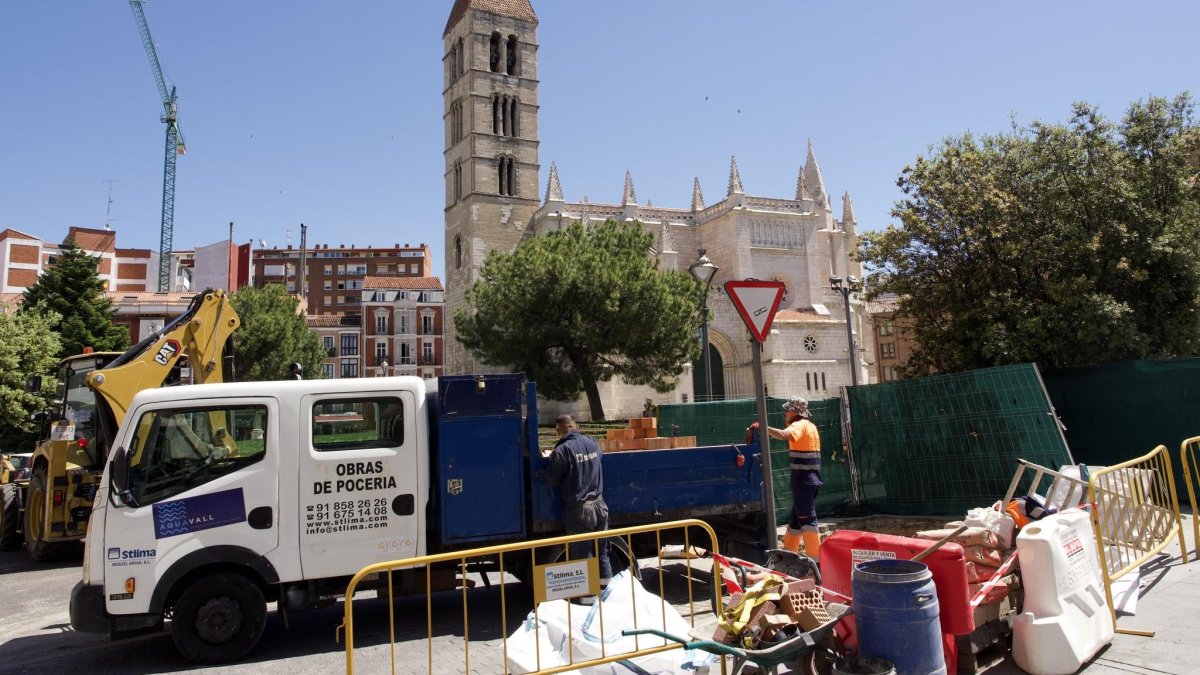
[724,280,786,343]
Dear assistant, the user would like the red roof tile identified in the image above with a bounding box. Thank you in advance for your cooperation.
[775,309,837,322]
[445,0,536,35]
[363,276,443,290]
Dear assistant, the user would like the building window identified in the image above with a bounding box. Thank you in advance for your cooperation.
[880,342,897,360]
[457,37,465,76]
[498,155,515,196]
[398,314,410,334]
[506,34,518,75]
[489,32,501,72]
[803,335,818,353]
[806,372,812,391]
[454,160,463,203]
[323,280,332,291]
[409,264,417,274]
[339,361,359,378]
[882,365,898,381]
[879,319,895,337]
[509,97,518,136]
[455,235,462,270]
[375,342,388,364]
[821,372,827,390]
[422,315,434,334]
[323,296,331,306]
[448,44,457,84]
[340,333,358,356]
[322,363,334,379]
[400,343,412,365]
[323,335,335,357]
[376,315,387,334]
[422,341,433,363]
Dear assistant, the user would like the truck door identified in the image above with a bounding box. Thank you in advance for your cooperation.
[298,390,425,579]
[101,399,278,616]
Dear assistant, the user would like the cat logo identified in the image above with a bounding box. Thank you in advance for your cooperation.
[153,339,181,366]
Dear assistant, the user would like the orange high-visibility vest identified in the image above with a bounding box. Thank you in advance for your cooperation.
[785,419,821,471]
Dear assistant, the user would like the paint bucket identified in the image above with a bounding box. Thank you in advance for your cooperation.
[852,559,946,675]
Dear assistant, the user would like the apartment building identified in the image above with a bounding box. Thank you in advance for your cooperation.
[252,243,433,316]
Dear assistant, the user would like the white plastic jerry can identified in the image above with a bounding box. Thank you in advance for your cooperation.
[1012,508,1115,675]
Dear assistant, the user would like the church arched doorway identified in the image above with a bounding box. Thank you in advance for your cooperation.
[692,344,725,402]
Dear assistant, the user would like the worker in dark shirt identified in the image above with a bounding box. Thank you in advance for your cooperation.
[544,414,612,594]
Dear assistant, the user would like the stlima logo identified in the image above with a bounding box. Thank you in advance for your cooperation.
[107,547,157,561]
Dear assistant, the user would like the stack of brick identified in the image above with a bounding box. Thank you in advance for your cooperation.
[597,418,697,453]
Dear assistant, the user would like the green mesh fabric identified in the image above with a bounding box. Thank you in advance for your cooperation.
[1043,357,1200,502]
[848,363,1072,515]
[655,363,1072,520]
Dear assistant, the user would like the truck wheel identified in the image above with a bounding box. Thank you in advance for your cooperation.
[24,467,62,561]
[171,573,266,664]
[0,484,20,551]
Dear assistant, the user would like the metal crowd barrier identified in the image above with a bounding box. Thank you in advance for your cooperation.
[339,518,722,674]
[1087,445,1188,637]
[1180,436,1200,555]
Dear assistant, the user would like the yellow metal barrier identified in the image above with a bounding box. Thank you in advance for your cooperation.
[1181,436,1200,555]
[340,519,725,674]
[1087,445,1188,637]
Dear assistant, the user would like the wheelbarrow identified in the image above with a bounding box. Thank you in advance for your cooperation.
[622,601,850,675]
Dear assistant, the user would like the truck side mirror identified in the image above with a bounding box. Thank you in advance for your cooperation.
[108,447,133,507]
[26,375,42,393]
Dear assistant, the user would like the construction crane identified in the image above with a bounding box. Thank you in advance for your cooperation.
[129,0,185,293]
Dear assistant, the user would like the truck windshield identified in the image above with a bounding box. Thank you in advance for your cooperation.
[126,404,268,505]
[62,359,103,446]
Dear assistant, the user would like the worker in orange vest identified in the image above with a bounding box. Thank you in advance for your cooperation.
[766,396,822,559]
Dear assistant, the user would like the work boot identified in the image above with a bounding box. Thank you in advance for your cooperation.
[801,526,821,560]
[781,527,803,553]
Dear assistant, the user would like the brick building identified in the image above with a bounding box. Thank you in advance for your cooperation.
[252,243,434,316]
[868,295,920,382]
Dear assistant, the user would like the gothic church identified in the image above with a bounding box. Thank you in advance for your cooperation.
[443,0,872,419]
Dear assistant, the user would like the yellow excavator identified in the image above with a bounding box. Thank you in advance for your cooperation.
[0,289,240,559]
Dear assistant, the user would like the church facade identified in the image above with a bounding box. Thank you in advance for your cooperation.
[443,0,873,419]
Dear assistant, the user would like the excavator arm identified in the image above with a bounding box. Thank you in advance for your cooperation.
[86,289,240,429]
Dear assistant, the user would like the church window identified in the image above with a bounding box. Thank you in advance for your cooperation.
[803,335,818,353]
[489,33,502,72]
[506,35,519,75]
[492,95,501,134]
[453,160,462,203]
[454,235,462,270]
[458,37,465,76]
[497,156,515,196]
[448,45,457,84]
[508,97,518,136]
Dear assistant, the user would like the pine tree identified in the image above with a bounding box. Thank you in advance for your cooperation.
[230,284,327,381]
[21,238,128,359]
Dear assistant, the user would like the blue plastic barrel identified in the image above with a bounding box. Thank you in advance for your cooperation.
[852,559,945,675]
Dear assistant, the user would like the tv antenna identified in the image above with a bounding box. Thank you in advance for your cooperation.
[102,179,122,230]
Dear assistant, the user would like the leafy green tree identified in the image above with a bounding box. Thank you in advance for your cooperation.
[455,220,702,420]
[230,284,326,381]
[0,309,62,452]
[860,94,1200,375]
[20,238,128,359]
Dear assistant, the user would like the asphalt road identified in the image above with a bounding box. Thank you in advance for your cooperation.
[0,548,719,674]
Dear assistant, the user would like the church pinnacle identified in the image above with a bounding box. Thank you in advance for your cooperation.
[691,177,705,211]
[727,156,744,196]
[841,191,856,226]
[622,170,638,205]
[802,139,829,210]
[545,161,564,203]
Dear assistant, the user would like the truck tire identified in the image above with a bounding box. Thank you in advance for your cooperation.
[24,466,63,561]
[0,484,20,551]
[171,573,266,664]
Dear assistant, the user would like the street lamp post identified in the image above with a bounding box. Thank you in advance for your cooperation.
[689,250,719,402]
[830,275,859,388]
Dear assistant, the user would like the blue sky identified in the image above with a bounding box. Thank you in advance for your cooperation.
[1,1,1194,280]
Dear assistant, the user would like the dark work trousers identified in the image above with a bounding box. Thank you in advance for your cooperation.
[789,469,823,530]
[564,497,613,583]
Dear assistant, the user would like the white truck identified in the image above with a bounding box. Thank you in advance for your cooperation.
[70,373,766,663]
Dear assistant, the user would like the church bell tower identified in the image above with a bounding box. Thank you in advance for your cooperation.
[442,0,541,374]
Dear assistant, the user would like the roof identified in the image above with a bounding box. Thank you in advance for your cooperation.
[363,276,443,291]
[774,308,839,322]
[0,228,41,242]
[306,314,361,328]
[107,292,194,303]
[445,0,536,35]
